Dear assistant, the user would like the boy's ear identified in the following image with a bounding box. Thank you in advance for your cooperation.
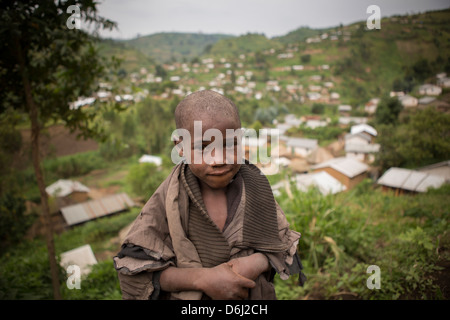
[174,140,183,157]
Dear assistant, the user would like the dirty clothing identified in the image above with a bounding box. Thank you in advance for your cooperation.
[114,162,305,300]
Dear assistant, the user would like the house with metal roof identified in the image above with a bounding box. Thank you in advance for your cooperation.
[60,192,135,226]
[271,171,346,197]
[312,157,369,189]
[138,154,162,166]
[286,137,318,158]
[295,171,347,195]
[417,160,450,183]
[377,167,446,195]
[60,244,98,277]
[46,179,90,207]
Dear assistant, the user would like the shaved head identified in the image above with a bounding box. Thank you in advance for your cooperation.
[175,90,241,130]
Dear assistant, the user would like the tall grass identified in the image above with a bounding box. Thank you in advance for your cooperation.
[274,180,448,300]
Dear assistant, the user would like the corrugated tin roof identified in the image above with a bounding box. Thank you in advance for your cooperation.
[60,192,135,226]
[46,179,90,198]
[377,167,446,192]
[60,244,97,276]
[295,171,347,195]
[345,143,380,153]
[350,124,377,136]
[286,137,318,149]
[313,157,369,178]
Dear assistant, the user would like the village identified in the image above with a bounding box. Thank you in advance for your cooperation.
[52,26,450,277]
[3,6,449,300]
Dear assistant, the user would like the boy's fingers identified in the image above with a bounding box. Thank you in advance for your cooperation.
[233,269,256,288]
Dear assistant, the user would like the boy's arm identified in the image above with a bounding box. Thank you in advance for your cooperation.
[227,253,271,281]
[159,263,256,300]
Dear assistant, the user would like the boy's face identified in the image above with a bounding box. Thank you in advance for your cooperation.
[182,115,241,190]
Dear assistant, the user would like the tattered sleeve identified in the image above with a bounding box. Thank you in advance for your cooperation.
[264,201,307,285]
[113,175,176,300]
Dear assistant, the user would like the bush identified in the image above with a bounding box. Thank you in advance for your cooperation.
[126,163,167,199]
[273,181,448,300]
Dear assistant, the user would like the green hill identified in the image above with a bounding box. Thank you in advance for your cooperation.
[97,39,156,73]
[100,8,450,104]
[123,32,234,63]
[208,33,283,57]
[273,26,327,44]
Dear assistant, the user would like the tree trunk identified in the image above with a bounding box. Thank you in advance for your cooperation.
[14,39,62,300]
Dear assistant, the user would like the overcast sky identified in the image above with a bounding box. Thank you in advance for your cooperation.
[95,0,450,39]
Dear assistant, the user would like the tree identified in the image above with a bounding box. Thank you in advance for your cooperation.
[0,0,116,299]
[374,96,403,126]
[376,107,450,172]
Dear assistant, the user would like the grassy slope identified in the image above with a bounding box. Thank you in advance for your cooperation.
[123,32,234,63]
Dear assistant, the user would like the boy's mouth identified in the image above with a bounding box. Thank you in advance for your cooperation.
[208,168,232,176]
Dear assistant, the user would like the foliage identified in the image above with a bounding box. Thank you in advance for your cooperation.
[374,96,403,126]
[0,209,139,300]
[61,260,122,300]
[274,181,448,300]
[125,32,233,63]
[0,0,117,138]
[126,163,168,199]
[376,107,450,171]
[0,192,34,253]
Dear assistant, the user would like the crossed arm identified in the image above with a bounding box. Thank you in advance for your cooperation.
[159,253,270,299]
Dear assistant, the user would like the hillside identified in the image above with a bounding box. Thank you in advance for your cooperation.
[208,33,283,57]
[102,9,450,105]
[123,32,234,63]
[96,39,156,73]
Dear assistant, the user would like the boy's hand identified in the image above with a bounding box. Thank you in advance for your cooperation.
[195,263,255,300]
[227,253,270,280]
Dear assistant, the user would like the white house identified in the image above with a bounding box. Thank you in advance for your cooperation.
[338,105,352,114]
[345,143,380,163]
[377,167,446,194]
[438,77,450,88]
[418,84,442,96]
[294,171,346,195]
[398,95,418,108]
[286,137,318,157]
[307,92,321,101]
[365,98,380,115]
[345,133,371,146]
[46,179,90,198]
[138,154,162,166]
[350,123,377,138]
[418,160,450,183]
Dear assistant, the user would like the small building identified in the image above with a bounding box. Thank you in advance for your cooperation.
[417,160,450,183]
[418,96,436,105]
[418,84,442,96]
[60,192,135,226]
[377,167,446,195]
[60,244,98,277]
[138,154,162,166]
[294,171,347,195]
[398,95,418,108]
[271,171,346,197]
[345,143,380,163]
[46,179,90,207]
[286,137,318,158]
[338,117,368,126]
[345,132,371,146]
[365,98,380,115]
[350,124,377,143]
[338,105,352,116]
[312,157,369,189]
[437,77,450,88]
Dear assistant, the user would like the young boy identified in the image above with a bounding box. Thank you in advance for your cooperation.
[114,90,305,300]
